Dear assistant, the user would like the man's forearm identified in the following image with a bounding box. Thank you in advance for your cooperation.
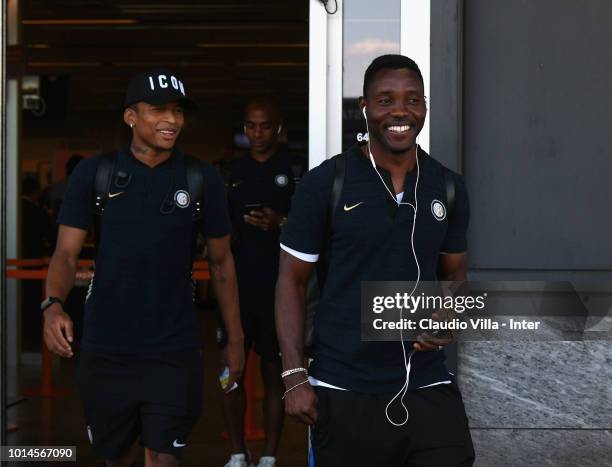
[46,251,78,301]
[275,273,307,371]
[210,254,243,342]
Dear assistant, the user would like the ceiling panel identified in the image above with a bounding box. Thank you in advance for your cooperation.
[21,0,309,123]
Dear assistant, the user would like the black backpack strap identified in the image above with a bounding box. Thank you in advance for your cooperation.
[184,155,205,221]
[93,152,117,215]
[317,152,346,288]
[290,155,307,185]
[443,166,456,216]
[290,163,303,184]
[437,167,457,280]
[329,153,345,224]
[92,152,118,257]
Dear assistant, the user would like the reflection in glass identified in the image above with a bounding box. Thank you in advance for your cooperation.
[343,0,401,150]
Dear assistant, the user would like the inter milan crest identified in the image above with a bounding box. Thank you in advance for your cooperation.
[431,199,446,221]
[275,174,289,187]
[174,190,191,208]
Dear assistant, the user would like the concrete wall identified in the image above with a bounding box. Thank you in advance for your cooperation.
[432,1,612,465]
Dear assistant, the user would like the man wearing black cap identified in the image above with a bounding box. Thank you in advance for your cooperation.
[43,70,245,467]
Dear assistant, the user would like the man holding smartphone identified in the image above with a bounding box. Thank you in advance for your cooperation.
[221,97,306,467]
[276,55,474,466]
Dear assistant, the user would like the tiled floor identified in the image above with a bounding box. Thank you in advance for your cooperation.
[6,312,308,466]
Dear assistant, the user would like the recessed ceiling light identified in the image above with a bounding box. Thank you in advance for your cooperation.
[22,19,138,25]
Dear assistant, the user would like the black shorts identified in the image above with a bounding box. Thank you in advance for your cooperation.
[76,349,203,460]
[217,285,280,361]
[311,381,475,467]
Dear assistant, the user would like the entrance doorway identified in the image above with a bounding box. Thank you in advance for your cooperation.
[3,2,308,465]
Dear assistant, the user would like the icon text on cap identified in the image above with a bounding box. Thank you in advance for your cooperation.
[147,74,186,96]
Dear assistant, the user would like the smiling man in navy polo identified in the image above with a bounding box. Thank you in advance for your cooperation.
[276,55,475,466]
[42,70,244,467]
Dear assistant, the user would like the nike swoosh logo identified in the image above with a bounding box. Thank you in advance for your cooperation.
[172,440,187,448]
[108,192,124,198]
[344,202,364,211]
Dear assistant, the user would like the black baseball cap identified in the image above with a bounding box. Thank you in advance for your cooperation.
[124,69,196,110]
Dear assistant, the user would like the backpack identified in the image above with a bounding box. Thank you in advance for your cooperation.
[303,150,457,353]
[92,151,205,249]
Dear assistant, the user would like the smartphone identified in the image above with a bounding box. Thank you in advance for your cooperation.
[243,203,263,216]
[430,329,453,339]
[219,366,238,393]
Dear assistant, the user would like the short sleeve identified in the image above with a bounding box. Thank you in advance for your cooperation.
[200,162,231,238]
[57,156,98,231]
[440,173,469,253]
[280,158,335,256]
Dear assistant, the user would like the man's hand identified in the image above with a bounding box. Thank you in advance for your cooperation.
[43,304,74,358]
[44,225,87,358]
[414,309,456,352]
[417,252,467,351]
[244,207,283,231]
[222,338,245,389]
[207,235,243,387]
[283,374,318,425]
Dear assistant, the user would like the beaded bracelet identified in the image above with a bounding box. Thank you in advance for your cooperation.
[281,367,308,378]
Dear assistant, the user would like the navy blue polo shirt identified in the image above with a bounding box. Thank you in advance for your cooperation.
[227,152,305,287]
[58,148,230,353]
[280,145,469,393]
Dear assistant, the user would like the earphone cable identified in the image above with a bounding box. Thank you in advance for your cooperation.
[384,147,421,427]
[364,117,421,426]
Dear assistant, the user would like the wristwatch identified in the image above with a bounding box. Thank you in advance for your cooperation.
[41,296,63,312]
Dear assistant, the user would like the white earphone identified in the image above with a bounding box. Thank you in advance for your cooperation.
[362,104,421,427]
[362,106,418,208]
